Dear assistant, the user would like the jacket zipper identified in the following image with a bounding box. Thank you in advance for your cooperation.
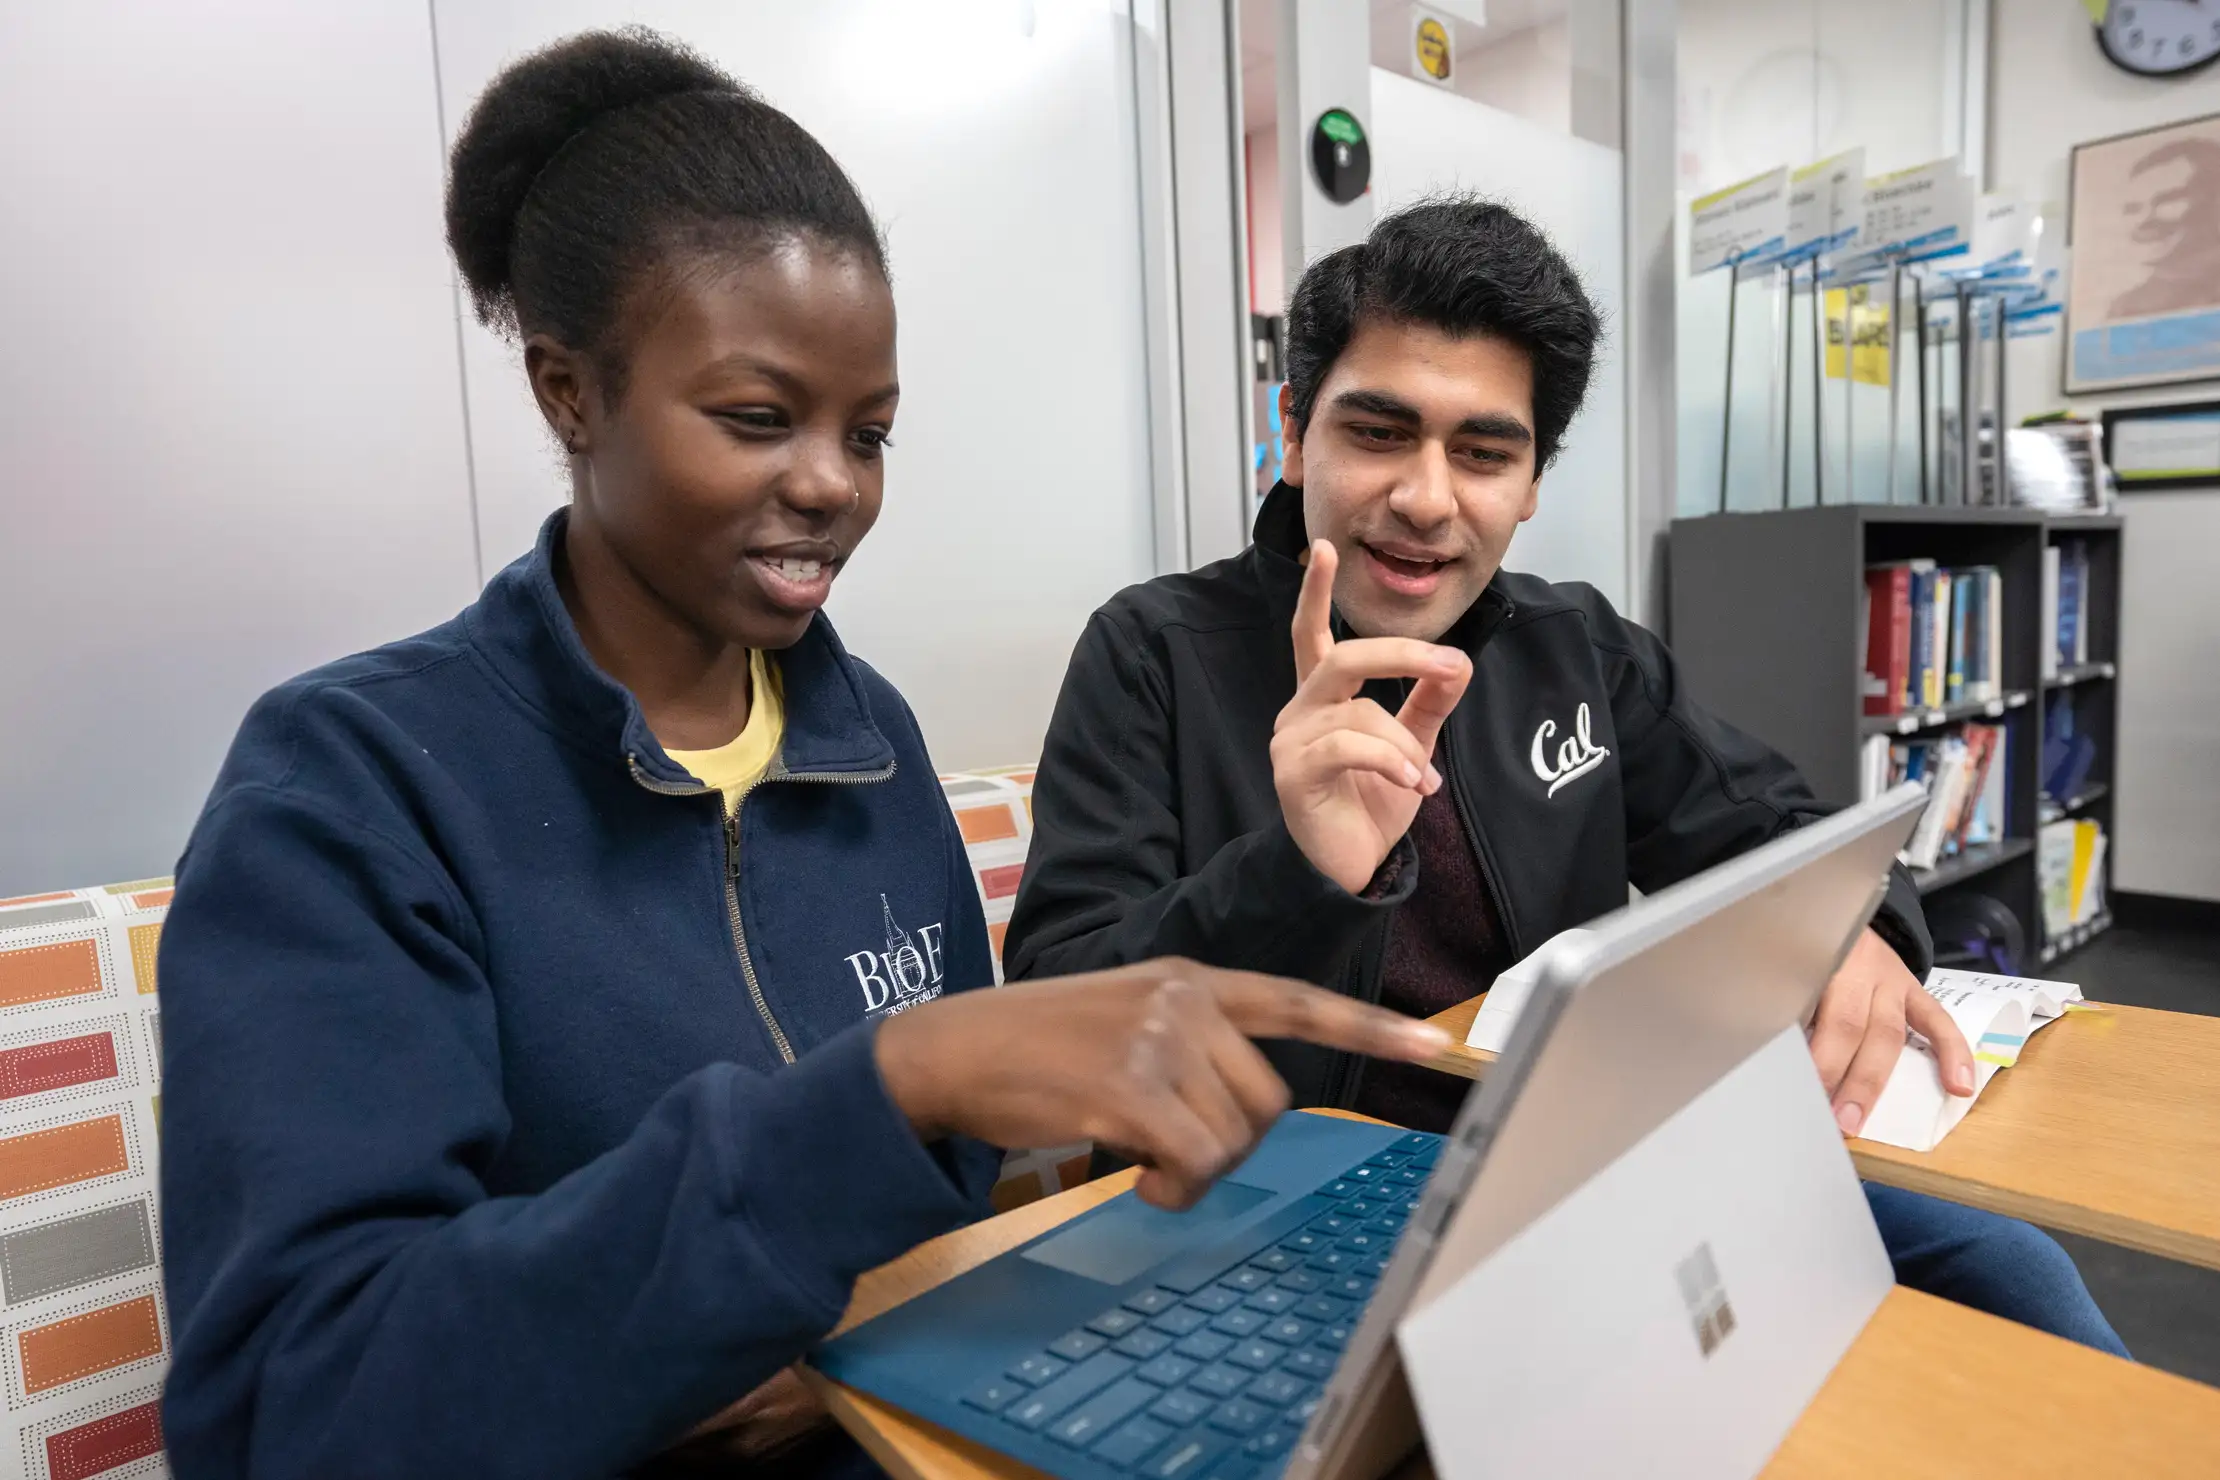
[627,753,895,1066]
[1437,709,1522,960]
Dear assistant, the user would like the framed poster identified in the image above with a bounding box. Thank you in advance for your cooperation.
[2065,111,2220,394]
[2102,400,2220,491]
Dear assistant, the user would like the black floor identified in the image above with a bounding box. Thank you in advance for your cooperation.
[2036,900,2220,1385]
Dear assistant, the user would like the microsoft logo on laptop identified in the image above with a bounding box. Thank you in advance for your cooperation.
[1675,1242,1738,1357]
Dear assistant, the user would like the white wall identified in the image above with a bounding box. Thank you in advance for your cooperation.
[1453,19,1573,135]
[0,0,1162,896]
[0,0,482,897]
[1368,68,1629,606]
[1988,0,2220,902]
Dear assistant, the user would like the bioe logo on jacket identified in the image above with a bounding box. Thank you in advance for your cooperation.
[845,895,947,1017]
[1531,702,1612,799]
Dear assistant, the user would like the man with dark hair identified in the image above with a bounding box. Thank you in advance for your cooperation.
[1005,196,2127,1353]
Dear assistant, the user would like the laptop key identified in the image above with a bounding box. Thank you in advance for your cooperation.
[1363,1256,1391,1279]
[1186,1287,1240,1315]
[1003,1352,1138,1430]
[1336,1199,1379,1220]
[1224,1338,1287,1372]
[963,1378,1025,1413]
[1094,1416,1175,1470]
[1321,1180,1358,1199]
[1365,1152,1409,1169]
[1337,1231,1384,1254]
[1307,1250,1354,1274]
[1153,1306,1210,1337]
[1306,1214,1351,1237]
[1343,1165,1386,1186]
[1244,1287,1298,1315]
[1009,1353,1070,1387]
[1284,1349,1337,1379]
[1190,1363,1250,1398]
[1274,1269,1322,1293]
[1221,1267,1274,1293]
[1148,1387,1213,1426]
[1208,1399,1270,1435]
[1051,1378,1159,1448]
[1315,1324,1352,1353]
[1050,1330,1110,1362]
[1134,1354,1200,1388]
[1174,1331,1235,1363]
[1115,1329,1175,1360]
[1330,1275,1375,1302]
[1144,1433,1229,1480]
[1090,1309,1147,1339]
[1367,1214,1406,1236]
[1124,1288,1182,1317]
[1295,1295,1348,1323]
[1262,1317,1313,1347]
[1249,1248,1299,1273]
[1280,1230,1325,1255]
[1391,1133,1434,1154]
[1247,1371,1310,1408]
[1244,1426,1298,1459]
[1209,1309,1267,1338]
[1392,1167,1426,1185]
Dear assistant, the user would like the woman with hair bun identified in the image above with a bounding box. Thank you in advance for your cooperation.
[155,28,1443,1480]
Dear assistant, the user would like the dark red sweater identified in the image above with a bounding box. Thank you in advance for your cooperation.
[1351,768,1512,1133]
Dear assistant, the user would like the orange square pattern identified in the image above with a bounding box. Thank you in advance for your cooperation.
[128,923,161,996]
[0,941,103,1011]
[19,1294,163,1395]
[955,805,1019,845]
[127,890,172,911]
[0,894,74,911]
[0,1116,129,1202]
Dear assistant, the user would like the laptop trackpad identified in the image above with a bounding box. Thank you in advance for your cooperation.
[1021,1181,1273,1285]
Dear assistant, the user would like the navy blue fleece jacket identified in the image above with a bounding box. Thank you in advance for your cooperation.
[158,511,1001,1478]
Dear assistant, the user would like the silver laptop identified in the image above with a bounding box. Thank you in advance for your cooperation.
[1288,783,1926,1480]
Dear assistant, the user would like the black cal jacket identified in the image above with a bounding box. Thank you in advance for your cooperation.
[1004,481,1931,1109]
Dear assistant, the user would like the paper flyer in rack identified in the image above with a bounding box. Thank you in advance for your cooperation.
[1857,969,2086,1153]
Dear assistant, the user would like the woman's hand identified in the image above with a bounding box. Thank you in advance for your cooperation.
[876,960,1449,1209]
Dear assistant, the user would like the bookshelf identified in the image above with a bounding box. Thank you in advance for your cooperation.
[1667,505,2123,973]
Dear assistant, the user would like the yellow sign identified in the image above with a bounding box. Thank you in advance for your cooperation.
[1411,11,1453,84]
[1825,285,1892,387]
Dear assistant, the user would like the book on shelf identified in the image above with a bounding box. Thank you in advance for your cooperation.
[1857,968,2091,1152]
[2040,689,2098,804]
[2038,818,2108,937]
[1884,723,2006,870]
[2047,539,2092,672]
[1861,559,2003,718]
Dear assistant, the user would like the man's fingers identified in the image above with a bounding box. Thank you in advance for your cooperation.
[1210,973,1450,1061]
[1284,732,1431,795]
[1906,984,1978,1098]
[1295,637,1471,707]
[1807,989,1870,1098]
[1832,1006,1910,1138]
[1394,662,1472,751]
[1291,540,1338,685]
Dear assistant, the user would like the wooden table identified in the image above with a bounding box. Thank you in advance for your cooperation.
[1423,995,2220,1272]
[807,1112,2220,1480]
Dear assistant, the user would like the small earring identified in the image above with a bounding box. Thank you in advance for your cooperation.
[564,430,578,454]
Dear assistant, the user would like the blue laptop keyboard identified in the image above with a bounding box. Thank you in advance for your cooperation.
[952,1132,1440,1480]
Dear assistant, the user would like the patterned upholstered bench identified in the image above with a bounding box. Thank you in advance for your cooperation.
[0,880,173,1479]
[936,766,1094,1212]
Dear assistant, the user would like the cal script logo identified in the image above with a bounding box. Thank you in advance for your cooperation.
[1530,702,1612,798]
[844,895,946,1017]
